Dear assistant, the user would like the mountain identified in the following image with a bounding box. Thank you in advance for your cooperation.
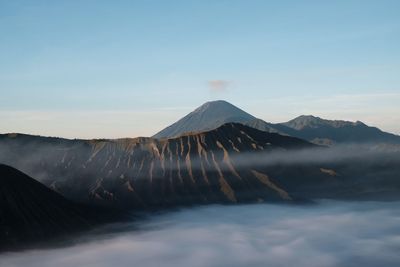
[153,100,400,145]
[282,115,363,130]
[153,100,277,139]
[274,115,400,145]
[1,104,399,251]
[2,122,399,211]
[0,123,324,209]
[0,164,93,249]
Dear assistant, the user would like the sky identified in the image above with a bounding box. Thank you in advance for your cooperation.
[0,0,399,138]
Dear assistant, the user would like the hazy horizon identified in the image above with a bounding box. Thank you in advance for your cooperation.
[1,98,399,139]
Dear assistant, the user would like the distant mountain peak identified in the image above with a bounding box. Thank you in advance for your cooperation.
[295,115,322,120]
[194,99,233,111]
[153,100,257,139]
[192,100,255,118]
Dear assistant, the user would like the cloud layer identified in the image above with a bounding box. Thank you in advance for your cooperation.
[2,201,400,267]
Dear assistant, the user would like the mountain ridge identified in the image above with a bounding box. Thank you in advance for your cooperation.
[274,115,400,145]
[1,122,400,210]
[282,115,366,130]
[0,123,320,209]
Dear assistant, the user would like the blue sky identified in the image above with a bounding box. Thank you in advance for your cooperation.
[1,0,399,138]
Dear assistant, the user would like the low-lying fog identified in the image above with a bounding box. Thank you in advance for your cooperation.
[2,200,400,267]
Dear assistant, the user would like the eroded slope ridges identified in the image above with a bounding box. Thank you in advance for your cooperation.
[1,123,326,208]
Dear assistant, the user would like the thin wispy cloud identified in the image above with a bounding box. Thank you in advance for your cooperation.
[208,80,230,93]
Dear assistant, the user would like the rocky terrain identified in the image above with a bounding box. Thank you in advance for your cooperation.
[1,122,399,212]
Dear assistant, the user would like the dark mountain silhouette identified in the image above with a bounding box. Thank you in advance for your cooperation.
[0,164,92,249]
[0,164,122,250]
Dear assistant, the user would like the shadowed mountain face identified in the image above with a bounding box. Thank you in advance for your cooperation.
[0,164,93,249]
[153,101,400,145]
[0,123,327,209]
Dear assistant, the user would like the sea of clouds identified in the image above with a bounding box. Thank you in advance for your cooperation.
[1,200,400,267]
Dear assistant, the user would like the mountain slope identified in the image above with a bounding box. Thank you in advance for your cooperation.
[0,164,95,248]
[0,164,123,250]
